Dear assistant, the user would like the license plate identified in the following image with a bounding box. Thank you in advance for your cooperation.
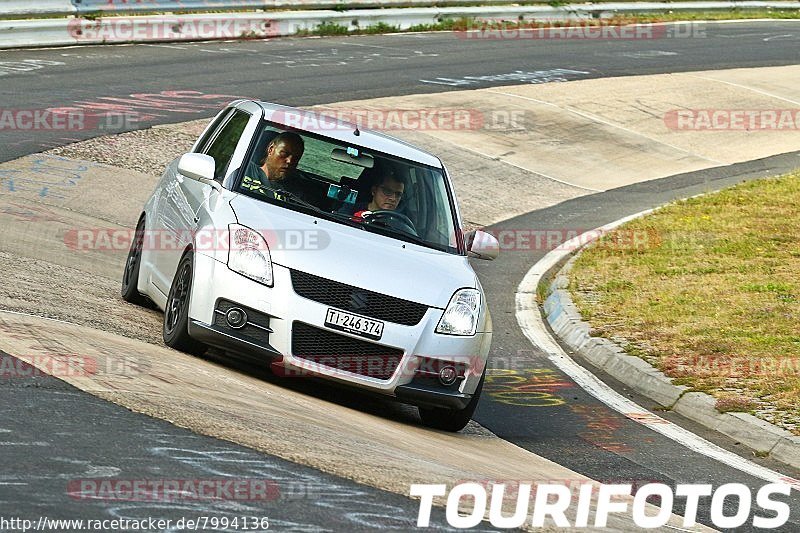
[325,308,384,340]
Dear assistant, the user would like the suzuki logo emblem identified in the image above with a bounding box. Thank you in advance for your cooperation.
[349,290,369,311]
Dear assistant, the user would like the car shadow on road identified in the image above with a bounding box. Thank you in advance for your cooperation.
[200,347,424,427]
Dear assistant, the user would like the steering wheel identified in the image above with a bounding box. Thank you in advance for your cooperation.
[364,210,418,237]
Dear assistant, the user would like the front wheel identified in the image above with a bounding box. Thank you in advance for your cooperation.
[418,369,486,432]
[163,252,207,355]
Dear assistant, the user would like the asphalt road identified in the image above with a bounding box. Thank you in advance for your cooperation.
[1,20,799,162]
[473,150,800,532]
[0,350,501,533]
[1,20,800,531]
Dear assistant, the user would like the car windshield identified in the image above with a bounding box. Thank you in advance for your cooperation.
[237,125,460,254]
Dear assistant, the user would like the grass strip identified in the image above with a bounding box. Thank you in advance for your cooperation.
[569,173,800,434]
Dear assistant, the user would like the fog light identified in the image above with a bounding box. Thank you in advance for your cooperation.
[226,308,247,329]
[439,365,458,386]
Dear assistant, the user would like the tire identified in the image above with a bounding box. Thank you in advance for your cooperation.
[121,217,148,306]
[418,368,486,432]
[163,251,207,355]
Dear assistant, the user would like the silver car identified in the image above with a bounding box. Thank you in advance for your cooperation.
[121,100,499,431]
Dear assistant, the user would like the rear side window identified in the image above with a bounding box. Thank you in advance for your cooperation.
[204,110,250,180]
[195,108,232,153]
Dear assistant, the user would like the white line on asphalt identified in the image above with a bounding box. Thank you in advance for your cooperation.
[331,41,418,51]
[681,73,800,107]
[141,44,189,50]
[515,210,800,492]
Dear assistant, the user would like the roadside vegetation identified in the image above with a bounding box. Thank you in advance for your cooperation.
[295,11,800,37]
[568,173,800,435]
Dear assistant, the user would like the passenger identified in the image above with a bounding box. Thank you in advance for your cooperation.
[243,132,312,202]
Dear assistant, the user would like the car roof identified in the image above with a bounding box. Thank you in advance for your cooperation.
[244,100,444,169]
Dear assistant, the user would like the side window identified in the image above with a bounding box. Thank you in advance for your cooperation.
[204,110,250,181]
[194,108,232,154]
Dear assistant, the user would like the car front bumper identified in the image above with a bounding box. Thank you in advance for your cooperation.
[186,252,491,407]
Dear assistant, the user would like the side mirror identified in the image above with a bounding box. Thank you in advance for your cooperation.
[178,153,217,184]
[465,229,499,261]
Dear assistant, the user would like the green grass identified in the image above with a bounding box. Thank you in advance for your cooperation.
[300,20,351,36]
[569,173,800,434]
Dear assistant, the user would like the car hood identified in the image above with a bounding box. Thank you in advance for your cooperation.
[230,195,475,308]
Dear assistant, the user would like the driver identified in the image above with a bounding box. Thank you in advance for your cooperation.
[340,166,405,217]
[367,173,405,212]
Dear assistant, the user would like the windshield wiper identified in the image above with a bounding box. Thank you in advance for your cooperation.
[273,189,319,211]
[274,190,365,229]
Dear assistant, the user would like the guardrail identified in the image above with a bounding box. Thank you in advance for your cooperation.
[68,0,524,14]
[3,0,799,17]
[0,0,75,17]
[0,0,540,17]
[2,2,799,49]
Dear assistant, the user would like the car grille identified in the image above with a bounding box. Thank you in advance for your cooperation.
[290,269,428,326]
[291,322,403,381]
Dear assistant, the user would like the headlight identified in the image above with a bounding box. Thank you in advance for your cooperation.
[436,289,481,336]
[227,224,273,287]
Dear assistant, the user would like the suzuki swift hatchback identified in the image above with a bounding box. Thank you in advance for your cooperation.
[122,100,499,431]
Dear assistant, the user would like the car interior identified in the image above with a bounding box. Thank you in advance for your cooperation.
[238,125,458,252]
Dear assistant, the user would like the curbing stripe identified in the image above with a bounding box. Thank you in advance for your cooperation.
[516,209,800,491]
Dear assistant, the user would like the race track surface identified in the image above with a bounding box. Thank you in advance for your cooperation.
[1,20,800,531]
